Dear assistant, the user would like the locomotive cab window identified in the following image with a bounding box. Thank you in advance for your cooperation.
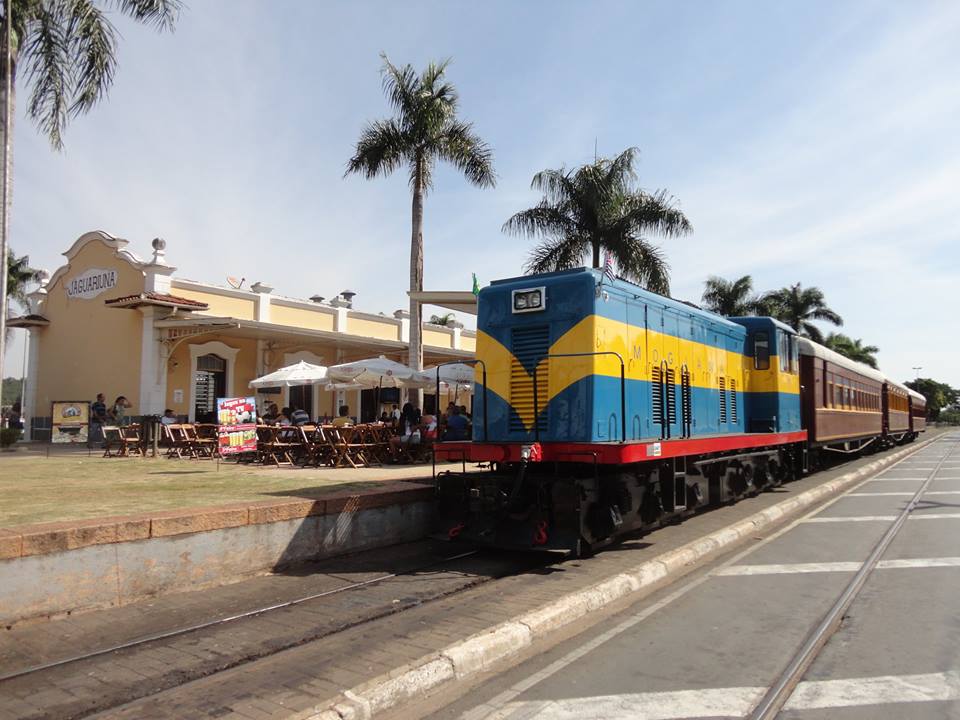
[754,332,770,370]
[779,333,790,372]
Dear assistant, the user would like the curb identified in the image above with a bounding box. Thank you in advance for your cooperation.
[295,438,937,720]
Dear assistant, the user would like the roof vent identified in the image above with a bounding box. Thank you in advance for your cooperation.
[309,294,325,304]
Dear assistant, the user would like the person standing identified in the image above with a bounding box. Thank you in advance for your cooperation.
[110,396,132,427]
[89,393,108,446]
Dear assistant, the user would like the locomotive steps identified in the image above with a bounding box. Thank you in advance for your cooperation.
[302,437,938,720]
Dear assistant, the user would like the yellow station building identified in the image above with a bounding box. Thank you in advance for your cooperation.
[12,231,477,439]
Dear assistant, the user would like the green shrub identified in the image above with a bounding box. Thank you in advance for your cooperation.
[0,427,22,449]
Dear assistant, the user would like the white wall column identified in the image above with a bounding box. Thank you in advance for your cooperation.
[22,328,41,440]
[137,307,167,415]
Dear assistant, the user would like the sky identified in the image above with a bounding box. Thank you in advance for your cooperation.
[5,0,958,386]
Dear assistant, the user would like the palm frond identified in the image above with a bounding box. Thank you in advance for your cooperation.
[608,234,670,295]
[436,118,495,188]
[808,307,843,326]
[344,118,409,179]
[801,322,824,344]
[503,202,577,239]
[65,0,118,117]
[523,234,589,275]
[112,0,181,31]
[379,53,419,119]
[22,2,71,149]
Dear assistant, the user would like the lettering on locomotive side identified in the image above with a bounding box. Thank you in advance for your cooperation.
[632,344,642,360]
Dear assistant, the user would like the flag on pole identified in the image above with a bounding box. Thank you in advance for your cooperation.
[471,273,480,296]
[602,253,615,282]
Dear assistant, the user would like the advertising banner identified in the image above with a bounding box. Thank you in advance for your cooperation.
[51,401,90,443]
[216,397,257,455]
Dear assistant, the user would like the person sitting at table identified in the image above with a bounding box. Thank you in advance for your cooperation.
[332,405,353,427]
[379,411,390,423]
[389,403,422,461]
[443,405,469,441]
[277,407,292,426]
[262,403,279,424]
[160,409,178,425]
[291,406,310,425]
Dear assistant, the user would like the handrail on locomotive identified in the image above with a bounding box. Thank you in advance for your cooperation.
[532,350,626,443]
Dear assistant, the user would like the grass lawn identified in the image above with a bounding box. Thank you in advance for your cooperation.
[0,447,461,527]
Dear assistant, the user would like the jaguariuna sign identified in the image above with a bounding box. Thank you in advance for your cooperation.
[66,267,118,299]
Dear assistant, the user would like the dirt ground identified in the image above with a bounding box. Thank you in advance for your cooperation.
[0,445,472,527]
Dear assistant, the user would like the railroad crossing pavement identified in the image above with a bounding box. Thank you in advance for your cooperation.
[0,434,945,720]
[425,432,960,720]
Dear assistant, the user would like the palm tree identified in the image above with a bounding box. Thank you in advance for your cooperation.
[825,333,879,368]
[701,275,761,316]
[428,312,455,327]
[759,283,843,343]
[0,0,181,386]
[6,249,40,311]
[504,147,691,295]
[346,55,495,387]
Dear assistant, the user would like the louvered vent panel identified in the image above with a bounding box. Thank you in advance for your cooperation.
[651,366,664,426]
[730,378,738,423]
[666,368,677,423]
[509,325,550,432]
[719,376,728,423]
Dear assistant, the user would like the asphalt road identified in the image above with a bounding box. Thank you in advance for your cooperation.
[428,432,960,720]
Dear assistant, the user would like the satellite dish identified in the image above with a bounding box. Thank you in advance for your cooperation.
[226,276,245,289]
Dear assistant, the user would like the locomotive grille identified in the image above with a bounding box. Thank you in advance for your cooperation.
[730,378,738,423]
[665,368,677,423]
[509,325,550,432]
[651,366,664,425]
[719,376,728,423]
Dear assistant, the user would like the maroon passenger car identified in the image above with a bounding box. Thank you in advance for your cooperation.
[798,338,885,453]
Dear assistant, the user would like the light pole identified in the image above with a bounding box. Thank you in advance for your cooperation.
[912,366,922,380]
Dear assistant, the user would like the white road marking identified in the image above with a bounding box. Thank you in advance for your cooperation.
[849,490,960,496]
[803,513,960,523]
[865,477,926,481]
[717,557,960,576]
[802,515,897,522]
[488,671,960,718]
[784,670,960,710]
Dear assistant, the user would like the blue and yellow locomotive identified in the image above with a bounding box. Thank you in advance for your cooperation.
[437,268,808,555]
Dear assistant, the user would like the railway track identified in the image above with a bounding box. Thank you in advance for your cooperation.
[750,435,959,718]
[0,542,547,720]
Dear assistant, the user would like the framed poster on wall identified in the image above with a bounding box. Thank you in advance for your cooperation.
[51,401,90,443]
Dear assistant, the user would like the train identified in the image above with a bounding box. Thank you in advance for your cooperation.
[434,267,926,556]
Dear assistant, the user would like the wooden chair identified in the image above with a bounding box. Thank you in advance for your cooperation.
[101,425,122,457]
[161,424,193,459]
[182,423,216,459]
[256,425,294,467]
[328,424,367,468]
[121,424,144,457]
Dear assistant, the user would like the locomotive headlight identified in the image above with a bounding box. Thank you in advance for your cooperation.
[512,287,545,313]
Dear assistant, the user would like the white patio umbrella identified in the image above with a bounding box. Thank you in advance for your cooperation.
[326,355,420,388]
[416,363,476,387]
[248,360,329,388]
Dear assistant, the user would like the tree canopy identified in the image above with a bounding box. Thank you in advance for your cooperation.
[505,147,691,295]
[905,378,958,420]
[759,283,843,343]
[346,54,494,379]
[824,333,879,369]
[701,275,763,316]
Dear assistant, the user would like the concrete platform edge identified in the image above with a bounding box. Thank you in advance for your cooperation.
[296,439,936,720]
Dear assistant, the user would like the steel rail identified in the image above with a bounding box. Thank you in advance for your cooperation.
[749,437,957,719]
[0,549,479,683]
